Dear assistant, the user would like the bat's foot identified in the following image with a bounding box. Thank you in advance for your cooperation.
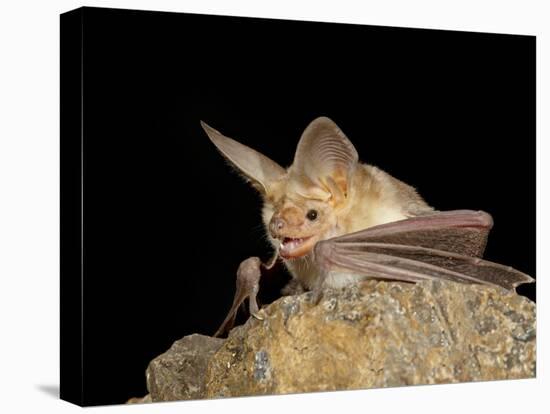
[281,278,306,296]
[309,286,324,305]
[308,270,327,305]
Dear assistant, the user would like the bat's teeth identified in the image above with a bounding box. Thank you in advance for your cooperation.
[278,236,315,258]
[281,237,305,251]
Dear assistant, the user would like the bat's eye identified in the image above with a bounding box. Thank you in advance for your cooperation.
[306,209,318,221]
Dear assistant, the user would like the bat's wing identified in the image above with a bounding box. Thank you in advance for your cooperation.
[314,210,534,293]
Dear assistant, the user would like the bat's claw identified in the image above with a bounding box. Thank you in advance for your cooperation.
[251,311,264,321]
[309,286,324,305]
[308,270,327,305]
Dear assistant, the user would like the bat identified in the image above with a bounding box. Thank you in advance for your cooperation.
[201,117,534,337]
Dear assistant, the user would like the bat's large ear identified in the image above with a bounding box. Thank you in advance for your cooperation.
[292,117,358,206]
[201,121,286,194]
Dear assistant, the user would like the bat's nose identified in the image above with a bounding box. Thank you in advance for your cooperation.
[269,217,286,237]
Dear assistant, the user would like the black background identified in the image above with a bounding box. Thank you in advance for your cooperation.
[77,7,535,405]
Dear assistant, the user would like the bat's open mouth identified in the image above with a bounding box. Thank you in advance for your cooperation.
[279,236,316,259]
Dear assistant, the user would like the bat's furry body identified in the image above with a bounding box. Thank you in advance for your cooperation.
[202,117,533,336]
[268,163,433,289]
[203,117,433,290]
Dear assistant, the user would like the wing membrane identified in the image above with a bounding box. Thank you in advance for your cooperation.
[314,210,533,291]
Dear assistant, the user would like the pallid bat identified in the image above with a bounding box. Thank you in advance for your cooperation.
[201,117,534,337]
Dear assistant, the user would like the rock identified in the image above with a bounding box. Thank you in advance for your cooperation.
[145,333,224,402]
[203,280,535,398]
[131,280,535,402]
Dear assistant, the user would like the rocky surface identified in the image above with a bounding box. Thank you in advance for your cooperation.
[145,334,225,402]
[132,280,536,402]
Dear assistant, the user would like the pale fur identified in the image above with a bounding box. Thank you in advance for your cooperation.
[202,118,433,291]
[262,163,433,290]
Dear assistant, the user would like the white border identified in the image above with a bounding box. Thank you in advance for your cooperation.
[0,1,547,413]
